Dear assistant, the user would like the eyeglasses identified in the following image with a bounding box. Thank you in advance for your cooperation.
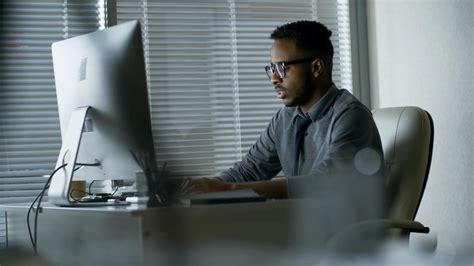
[265,57,317,80]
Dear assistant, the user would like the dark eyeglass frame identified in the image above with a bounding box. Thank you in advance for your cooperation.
[265,57,318,80]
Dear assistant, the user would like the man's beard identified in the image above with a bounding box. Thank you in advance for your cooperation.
[285,79,315,108]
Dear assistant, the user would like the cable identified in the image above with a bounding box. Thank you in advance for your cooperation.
[70,189,93,202]
[87,179,115,197]
[74,162,101,172]
[88,180,96,194]
[73,180,120,203]
[27,163,67,253]
[27,162,101,253]
[76,162,101,167]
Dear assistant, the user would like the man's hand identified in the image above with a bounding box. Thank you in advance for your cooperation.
[181,177,233,194]
[180,177,289,199]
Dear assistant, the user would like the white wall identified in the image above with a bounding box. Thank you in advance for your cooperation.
[367,0,473,256]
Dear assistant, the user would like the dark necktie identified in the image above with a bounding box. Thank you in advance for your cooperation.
[292,115,312,176]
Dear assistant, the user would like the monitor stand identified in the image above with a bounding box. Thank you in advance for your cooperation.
[48,106,129,207]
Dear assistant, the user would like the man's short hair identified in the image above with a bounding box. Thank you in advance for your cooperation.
[270,20,334,75]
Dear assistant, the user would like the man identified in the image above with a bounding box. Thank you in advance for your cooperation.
[184,20,384,200]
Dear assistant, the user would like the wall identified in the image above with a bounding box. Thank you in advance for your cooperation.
[367,0,473,256]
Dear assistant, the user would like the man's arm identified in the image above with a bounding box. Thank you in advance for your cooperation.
[183,177,288,199]
[179,109,287,198]
[219,109,283,183]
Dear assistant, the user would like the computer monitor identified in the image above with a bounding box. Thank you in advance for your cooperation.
[48,20,162,206]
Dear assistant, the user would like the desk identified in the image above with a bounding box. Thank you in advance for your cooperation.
[1,200,297,266]
[2,200,449,266]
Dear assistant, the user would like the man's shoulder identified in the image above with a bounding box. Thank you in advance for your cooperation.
[333,88,371,114]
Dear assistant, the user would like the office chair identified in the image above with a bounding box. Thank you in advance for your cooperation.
[327,106,434,251]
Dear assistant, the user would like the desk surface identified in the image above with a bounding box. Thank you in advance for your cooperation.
[0,197,293,215]
[1,199,298,266]
[0,200,453,266]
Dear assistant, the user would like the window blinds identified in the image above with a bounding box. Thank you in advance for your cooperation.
[116,0,352,178]
[0,0,100,247]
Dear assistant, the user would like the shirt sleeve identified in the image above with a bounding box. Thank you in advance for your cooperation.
[287,105,385,198]
[218,110,283,182]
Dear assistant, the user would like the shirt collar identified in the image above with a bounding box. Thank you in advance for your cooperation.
[292,83,339,123]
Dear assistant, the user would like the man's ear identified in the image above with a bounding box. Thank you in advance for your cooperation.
[313,59,325,78]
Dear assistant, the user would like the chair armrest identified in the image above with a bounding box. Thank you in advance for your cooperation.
[386,219,430,233]
[326,219,430,253]
[345,219,430,234]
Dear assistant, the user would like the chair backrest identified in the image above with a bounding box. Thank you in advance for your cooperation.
[372,106,434,221]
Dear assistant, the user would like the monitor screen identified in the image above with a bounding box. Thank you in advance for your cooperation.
[48,20,161,206]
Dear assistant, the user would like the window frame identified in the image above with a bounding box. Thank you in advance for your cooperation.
[349,0,371,107]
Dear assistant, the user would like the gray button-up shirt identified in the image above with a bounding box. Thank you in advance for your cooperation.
[219,84,384,198]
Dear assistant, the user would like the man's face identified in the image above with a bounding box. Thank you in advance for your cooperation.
[270,39,316,108]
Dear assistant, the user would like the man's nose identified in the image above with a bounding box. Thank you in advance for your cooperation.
[271,71,282,85]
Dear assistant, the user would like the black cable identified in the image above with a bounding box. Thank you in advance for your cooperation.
[89,180,96,194]
[26,186,47,251]
[74,162,101,172]
[70,189,93,202]
[27,163,67,253]
[27,162,101,253]
[77,162,101,167]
